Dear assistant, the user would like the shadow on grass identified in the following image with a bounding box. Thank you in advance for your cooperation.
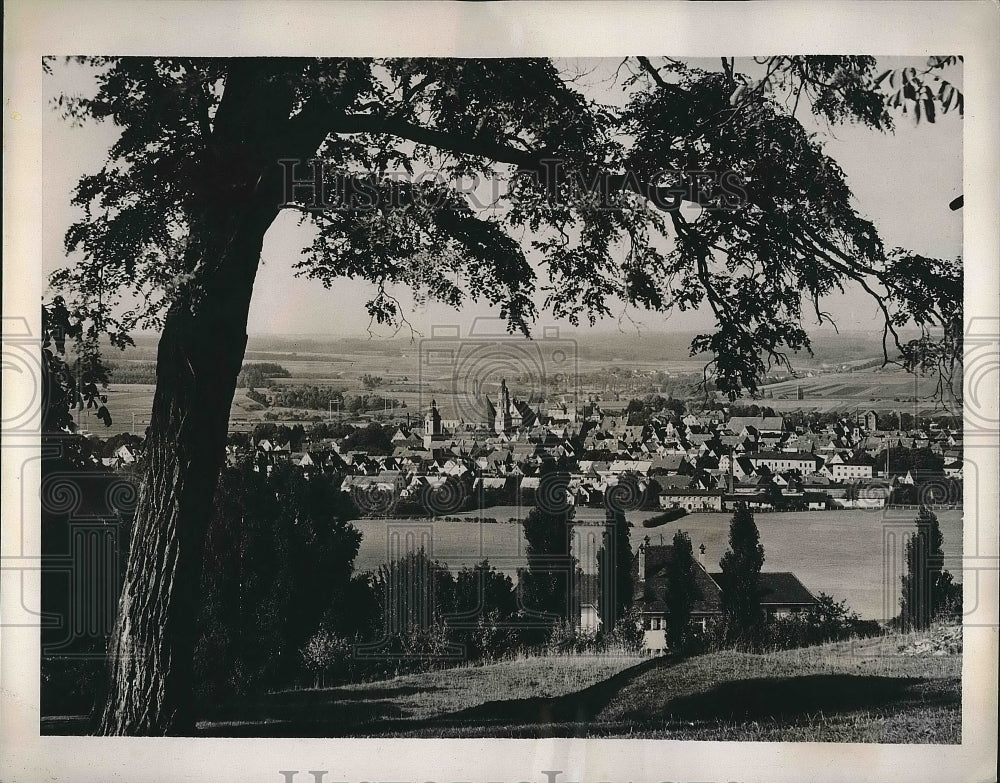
[266,683,432,704]
[365,673,958,738]
[201,655,673,737]
[196,683,445,735]
[41,668,958,739]
[343,654,677,737]
[646,674,953,722]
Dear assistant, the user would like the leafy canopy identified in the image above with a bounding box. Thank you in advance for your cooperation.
[47,55,962,399]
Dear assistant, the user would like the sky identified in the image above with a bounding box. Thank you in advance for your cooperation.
[42,56,963,339]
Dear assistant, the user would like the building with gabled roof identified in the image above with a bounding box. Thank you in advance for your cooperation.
[629,538,818,653]
[725,415,785,437]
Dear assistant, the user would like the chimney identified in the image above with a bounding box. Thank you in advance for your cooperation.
[698,543,706,569]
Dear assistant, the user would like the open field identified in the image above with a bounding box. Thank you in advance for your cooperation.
[353,508,963,621]
[89,330,951,434]
[758,370,954,414]
[178,623,960,740]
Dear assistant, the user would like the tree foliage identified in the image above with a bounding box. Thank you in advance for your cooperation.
[664,530,700,649]
[48,55,962,400]
[194,463,362,703]
[363,548,457,667]
[718,503,766,642]
[899,506,951,630]
[596,509,634,634]
[236,362,290,388]
[450,560,520,662]
[520,463,576,631]
[341,422,394,454]
[42,297,113,432]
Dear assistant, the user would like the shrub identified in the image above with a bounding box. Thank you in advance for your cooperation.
[301,629,352,687]
[697,592,882,654]
[603,606,644,654]
[545,621,599,654]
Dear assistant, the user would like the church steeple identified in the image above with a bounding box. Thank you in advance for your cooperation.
[425,398,441,436]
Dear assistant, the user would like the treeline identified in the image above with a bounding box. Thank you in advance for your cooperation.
[578,368,704,397]
[105,360,158,384]
[716,403,778,419]
[236,362,291,388]
[872,448,963,505]
[100,360,294,388]
[226,421,397,455]
[246,387,269,406]
[269,386,343,409]
[196,465,586,702]
[263,385,405,413]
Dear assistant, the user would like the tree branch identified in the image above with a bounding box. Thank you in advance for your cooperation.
[288,104,692,213]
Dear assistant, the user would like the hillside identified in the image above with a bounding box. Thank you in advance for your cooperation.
[190,623,960,741]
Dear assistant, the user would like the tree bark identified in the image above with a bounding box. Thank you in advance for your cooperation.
[99,60,339,735]
[99,232,262,734]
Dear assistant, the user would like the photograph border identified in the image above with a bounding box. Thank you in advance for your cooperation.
[3,1,997,781]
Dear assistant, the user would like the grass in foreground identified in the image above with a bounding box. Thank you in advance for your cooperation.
[44,626,959,741]
[196,649,646,735]
[193,626,959,741]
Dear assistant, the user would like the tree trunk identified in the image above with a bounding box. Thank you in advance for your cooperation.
[99,60,340,734]
[99,232,262,734]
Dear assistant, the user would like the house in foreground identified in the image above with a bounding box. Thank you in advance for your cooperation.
[632,538,818,654]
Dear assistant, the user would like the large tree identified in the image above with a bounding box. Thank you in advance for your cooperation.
[46,55,962,734]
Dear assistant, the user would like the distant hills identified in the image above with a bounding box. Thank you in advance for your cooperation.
[113,328,920,368]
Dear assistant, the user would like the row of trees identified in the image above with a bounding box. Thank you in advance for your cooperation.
[103,360,158,384]
[201,462,595,696]
[266,385,405,414]
[229,421,398,455]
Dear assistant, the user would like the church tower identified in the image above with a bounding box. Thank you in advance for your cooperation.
[496,380,512,434]
[424,398,441,436]
[423,399,443,450]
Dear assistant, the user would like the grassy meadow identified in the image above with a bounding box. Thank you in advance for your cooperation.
[191,622,961,741]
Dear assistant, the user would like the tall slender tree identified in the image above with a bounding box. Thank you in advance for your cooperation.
[900,506,947,630]
[521,462,575,633]
[718,503,766,643]
[664,530,700,649]
[46,56,962,733]
[596,508,634,634]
